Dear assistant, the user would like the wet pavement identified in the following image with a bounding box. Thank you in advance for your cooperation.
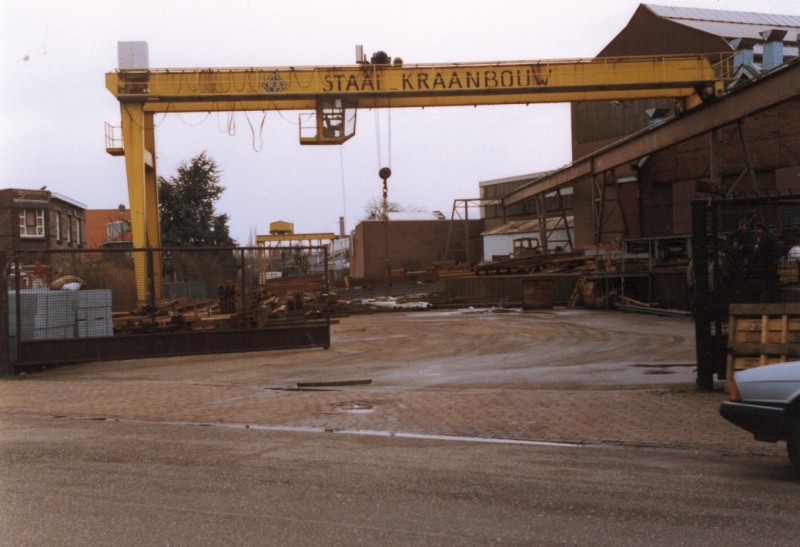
[0,308,786,461]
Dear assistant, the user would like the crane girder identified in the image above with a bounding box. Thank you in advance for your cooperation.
[106,53,732,113]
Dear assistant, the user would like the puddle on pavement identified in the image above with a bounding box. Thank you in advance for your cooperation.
[336,402,375,414]
[631,363,697,375]
[632,363,695,368]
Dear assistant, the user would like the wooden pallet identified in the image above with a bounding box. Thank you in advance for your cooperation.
[727,303,800,382]
[567,274,586,308]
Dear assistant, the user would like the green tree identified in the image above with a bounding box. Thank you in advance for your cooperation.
[158,152,237,247]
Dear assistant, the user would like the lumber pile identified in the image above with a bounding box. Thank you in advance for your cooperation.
[112,297,229,335]
[247,274,332,327]
[112,275,333,334]
[475,253,589,275]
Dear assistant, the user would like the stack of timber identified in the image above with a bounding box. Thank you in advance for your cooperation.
[255,274,327,296]
[727,303,800,384]
[433,260,474,278]
[248,274,332,326]
[113,275,333,334]
[475,253,589,276]
[113,297,228,335]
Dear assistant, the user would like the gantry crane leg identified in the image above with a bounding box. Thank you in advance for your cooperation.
[120,103,162,306]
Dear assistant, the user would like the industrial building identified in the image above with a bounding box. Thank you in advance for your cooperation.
[0,188,87,253]
[351,217,482,282]
[347,4,800,306]
[500,4,800,250]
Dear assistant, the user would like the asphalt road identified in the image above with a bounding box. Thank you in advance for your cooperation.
[22,307,700,389]
[1,309,798,545]
[1,415,798,547]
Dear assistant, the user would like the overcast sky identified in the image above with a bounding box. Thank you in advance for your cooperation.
[2,0,799,244]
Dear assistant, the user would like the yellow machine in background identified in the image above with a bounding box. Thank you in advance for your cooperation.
[255,221,335,282]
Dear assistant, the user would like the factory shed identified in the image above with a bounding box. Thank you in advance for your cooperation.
[350,218,482,283]
[575,4,800,160]
[501,3,800,250]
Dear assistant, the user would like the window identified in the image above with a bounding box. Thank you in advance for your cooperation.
[55,213,61,241]
[66,216,72,243]
[73,217,81,245]
[107,220,127,241]
[19,209,45,238]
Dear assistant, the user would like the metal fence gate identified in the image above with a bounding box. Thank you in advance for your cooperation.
[692,196,800,390]
[3,246,332,373]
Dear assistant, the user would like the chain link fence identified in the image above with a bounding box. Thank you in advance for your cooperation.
[5,246,331,369]
[692,196,800,389]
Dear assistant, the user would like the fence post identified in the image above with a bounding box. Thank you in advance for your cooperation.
[324,245,331,328]
[147,248,156,326]
[240,248,246,329]
[692,199,714,391]
[0,251,11,376]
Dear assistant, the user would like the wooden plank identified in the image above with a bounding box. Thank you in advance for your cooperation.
[727,304,800,389]
[782,314,789,345]
[727,343,800,356]
[729,303,800,315]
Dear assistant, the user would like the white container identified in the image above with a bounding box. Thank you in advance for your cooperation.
[8,289,113,341]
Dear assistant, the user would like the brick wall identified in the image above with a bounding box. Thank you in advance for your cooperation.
[0,189,86,252]
[351,220,483,280]
[572,97,800,248]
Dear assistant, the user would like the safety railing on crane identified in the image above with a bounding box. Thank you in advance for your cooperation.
[104,122,124,156]
[298,100,357,145]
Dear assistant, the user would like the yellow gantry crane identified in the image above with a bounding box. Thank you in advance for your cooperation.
[105,46,734,303]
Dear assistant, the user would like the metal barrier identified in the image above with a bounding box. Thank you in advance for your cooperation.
[692,196,800,390]
[4,246,331,372]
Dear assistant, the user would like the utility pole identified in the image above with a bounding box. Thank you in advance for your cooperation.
[0,251,11,376]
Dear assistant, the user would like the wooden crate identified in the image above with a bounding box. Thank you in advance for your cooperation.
[730,315,800,344]
[727,303,800,382]
[729,354,790,374]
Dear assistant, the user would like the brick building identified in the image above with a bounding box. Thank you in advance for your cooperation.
[84,206,132,248]
[351,218,482,281]
[570,4,800,246]
[497,4,800,249]
[0,188,86,253]
[351,5,800,280]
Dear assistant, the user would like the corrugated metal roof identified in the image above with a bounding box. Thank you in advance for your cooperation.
[648,4,800,28]
[482,217,572,237]
[674,20,799,41]
[646,4,800,40]
[478,170,556,188]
